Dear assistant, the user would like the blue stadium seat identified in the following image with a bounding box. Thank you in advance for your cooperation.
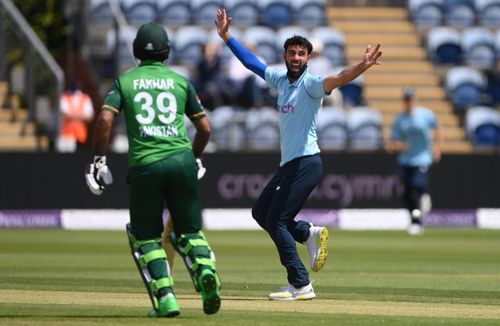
[497,30,500,60]
[462,27,496,69]
[310,27,346,67]
[444,0,476,27]
[120,0,156,26]
[243,26,278,64]
[245,107,280,150]
[486,71,500,106]
[191,0,223,28]
[347,106,383,150]
[275,26,310,53]
[210,106,247,151]
[258,0,294,28]
[173,26,208,67]
[408,0,444,28]
[446,67,487,111]
[225,0,260,28]
[427,27,462,65]
[291,0,326,28]
[157,0,191,28]
[90,0,114,26]
[335,67,364,107]
[476,0,500,27]
[465,106,500,147]
[317,107,349,150]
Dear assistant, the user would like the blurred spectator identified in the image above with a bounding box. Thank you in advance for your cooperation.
[57,80,94,152]
[308,38,343,108]
[193,42,231,111]
[225,41,267,108]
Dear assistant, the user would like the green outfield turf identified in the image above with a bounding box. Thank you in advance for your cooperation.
[0,228,499,325]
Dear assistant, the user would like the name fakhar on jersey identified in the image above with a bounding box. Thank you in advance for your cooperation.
[133,78,175,90]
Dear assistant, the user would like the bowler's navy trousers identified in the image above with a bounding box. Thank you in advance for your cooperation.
[251,154,323,288]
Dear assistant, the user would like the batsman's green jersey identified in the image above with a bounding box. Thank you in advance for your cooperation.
[102,60,206,167]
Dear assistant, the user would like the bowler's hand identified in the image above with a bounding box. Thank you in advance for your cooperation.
[363,44,382,68]
[215,8,232,41]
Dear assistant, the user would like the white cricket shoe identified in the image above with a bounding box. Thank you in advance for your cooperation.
[408,223,424,236]
[269,283,316,301]
[408,209,424,235]
[305,225,329,272]
[420,193,432,215]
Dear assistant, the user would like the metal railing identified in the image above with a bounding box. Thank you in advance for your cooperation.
[0,0,64,149]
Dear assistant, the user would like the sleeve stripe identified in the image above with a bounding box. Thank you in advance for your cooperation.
[102,104,119,113]
[189,111,206,119]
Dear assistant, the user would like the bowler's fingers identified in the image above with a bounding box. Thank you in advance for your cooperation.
[370,44,382,64]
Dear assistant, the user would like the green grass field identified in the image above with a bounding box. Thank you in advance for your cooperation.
[1,228,500,325]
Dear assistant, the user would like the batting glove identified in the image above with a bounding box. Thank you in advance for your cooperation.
[85,155,113,195]
[196,158,206,180]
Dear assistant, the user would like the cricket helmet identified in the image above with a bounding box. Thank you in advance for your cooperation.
[133,23,171,61]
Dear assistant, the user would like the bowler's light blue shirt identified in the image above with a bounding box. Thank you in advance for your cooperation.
[265,67,328,166]
[391,107,437,167]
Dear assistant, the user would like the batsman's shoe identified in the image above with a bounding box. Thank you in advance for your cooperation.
[198,269,221,315]
[268,283,316,301]
[149,293,180,318]
[306,225,329,272]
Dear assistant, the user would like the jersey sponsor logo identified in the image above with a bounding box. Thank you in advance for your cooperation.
[277,103,295,114]
[133,79,175,90]
[139,125,179,137]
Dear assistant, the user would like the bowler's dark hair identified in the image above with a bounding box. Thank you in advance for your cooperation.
[283,35,313,55]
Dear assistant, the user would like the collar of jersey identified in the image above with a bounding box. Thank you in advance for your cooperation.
[139,60,164,67]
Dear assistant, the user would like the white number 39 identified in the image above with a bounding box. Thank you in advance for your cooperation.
[134,91,177,125]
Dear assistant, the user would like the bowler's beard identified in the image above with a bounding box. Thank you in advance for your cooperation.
[286,62,307,82]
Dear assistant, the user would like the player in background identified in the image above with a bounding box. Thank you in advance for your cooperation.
[386,87,443,235]
[215,9,382,300]
[85,23,221,317]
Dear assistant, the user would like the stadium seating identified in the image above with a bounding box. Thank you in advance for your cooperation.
[317,107,349,150]
[258,0,294,28]
[427,27,462,65]
[209,106,247,151]
[336,67,364,107]
[445,66,487,111]
[497,29,500,58]
[310,27,346,67]
[486,71,500,106]
[476,0,500,27]
[90,0,114,26]
[245,107,280,150]
[347,106,383,150]
[465,106,500,146]
[444,0,476,28]
[191,0,224,28]
[408,0,444,28]
[168,64,192,79]
[157,0,191,28]
[120,0,156,26]
[243,26,278,64]
[173,26,208,67]
[275,26,310,51]
[462,27,496,70]
[290,0,326,28]
[225,0,260,28]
